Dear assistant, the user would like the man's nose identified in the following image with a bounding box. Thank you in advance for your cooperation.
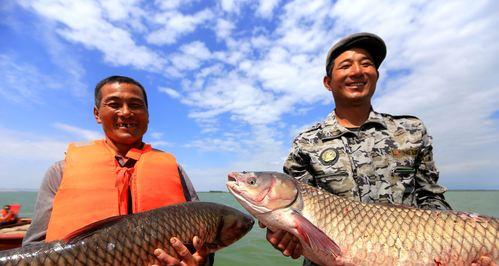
[348,63,363,77]
[119,104,132,117]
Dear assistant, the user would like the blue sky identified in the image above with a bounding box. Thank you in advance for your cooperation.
[1,0,498,191]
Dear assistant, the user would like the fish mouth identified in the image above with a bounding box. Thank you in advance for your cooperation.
[227,172,238,183]
[227,172,244,191]
[226,173,240,195]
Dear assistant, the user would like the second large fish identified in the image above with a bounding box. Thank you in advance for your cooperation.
[0,201,254,265]
[227,171,498,265]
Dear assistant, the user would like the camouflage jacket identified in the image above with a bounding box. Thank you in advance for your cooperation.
[284,109,452,210]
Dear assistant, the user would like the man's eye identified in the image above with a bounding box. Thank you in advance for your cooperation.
[129,103,145,109]
[107,103,121,108]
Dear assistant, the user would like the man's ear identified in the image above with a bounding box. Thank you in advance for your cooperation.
[323,75,333,92]
[94,106,102,124]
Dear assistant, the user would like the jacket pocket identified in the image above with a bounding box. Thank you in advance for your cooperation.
[392,166,416,179]
[314,171,352,194]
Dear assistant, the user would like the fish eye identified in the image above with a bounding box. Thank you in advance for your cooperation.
[248,177,256,185]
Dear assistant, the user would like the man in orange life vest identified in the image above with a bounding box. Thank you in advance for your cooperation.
[23,76,210,265]
[0,205,18,225]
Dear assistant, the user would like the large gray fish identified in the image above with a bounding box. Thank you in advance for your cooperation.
[0,202,254,265]
[227,171,498,266]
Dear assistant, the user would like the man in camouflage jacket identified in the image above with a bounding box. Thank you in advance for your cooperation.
[263,32,451,264]
[283,110,450,209]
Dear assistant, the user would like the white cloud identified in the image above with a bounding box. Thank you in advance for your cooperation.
[275,0,331,53]
[181,41,212,59]
[149,132,163,139]
[159,87,181,99]
[20,0,164,71]
[99,0,147,32]
[39,24,88,99]
[99,0,140,21]
[170,41,212,71]
[184,138,242,153]
[154,0,182,10]
[215,19,235,40]
[53,123,102,140]
[183,167,230,191]
[0,128,67,161]
[148,140,173,147]
[256,0,280,18]
[145,131,173,148]
[0,128,67,189]
[184,73,285,125]
[0,53,62,104]
[185,125,289,191]
[219,0,243,13]
[146,9,214,45]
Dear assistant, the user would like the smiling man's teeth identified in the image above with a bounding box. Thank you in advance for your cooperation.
[118,123,135,128]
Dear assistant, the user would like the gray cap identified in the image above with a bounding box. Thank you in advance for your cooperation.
[325,32,386,75]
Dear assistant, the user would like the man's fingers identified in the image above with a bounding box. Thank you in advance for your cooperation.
[153,248,179,266]
[290,239,303,259]
[276,232,293,252]
[266,229,284,246]
[193,236,203,250]
[282,239,297,257]
[192,236,208,258]
[170,237,195,265]
[264,228,303,260]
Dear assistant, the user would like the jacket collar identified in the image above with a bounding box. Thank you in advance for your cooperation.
[319,109,387,139]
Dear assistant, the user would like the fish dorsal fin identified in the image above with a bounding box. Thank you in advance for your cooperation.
[63,215,127,244]
[291,210,342,258]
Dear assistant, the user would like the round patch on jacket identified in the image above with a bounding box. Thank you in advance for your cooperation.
[319,148,339,165]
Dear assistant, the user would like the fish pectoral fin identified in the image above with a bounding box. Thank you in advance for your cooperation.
[64,215,127,243]
[292,211,342,258]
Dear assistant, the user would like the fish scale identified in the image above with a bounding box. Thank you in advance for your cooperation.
[227,171,498,266]
[298,182,498,265]
[0,202,254,266]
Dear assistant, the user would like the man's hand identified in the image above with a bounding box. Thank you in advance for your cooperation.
[151,236,208,266]
[259,221,302,259]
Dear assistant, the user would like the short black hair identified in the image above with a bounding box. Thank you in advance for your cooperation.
[94,75,148,108]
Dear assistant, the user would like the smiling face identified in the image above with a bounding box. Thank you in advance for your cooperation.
[323,48,378,108]
[94,82,149,150]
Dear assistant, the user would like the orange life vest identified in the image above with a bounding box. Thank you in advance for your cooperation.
[46,140,186,241]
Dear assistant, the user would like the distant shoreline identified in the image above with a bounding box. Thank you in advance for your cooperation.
[0,189,38,192]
